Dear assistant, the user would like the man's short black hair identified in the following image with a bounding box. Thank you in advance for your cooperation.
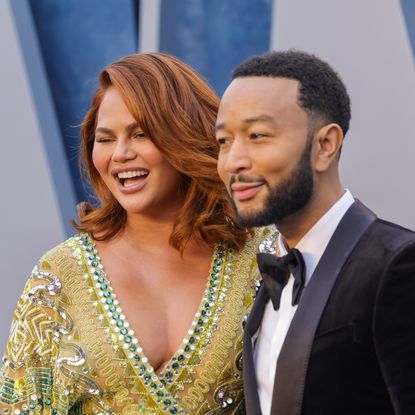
[232,50,351,136]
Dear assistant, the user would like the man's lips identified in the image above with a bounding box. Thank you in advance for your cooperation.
[231,182,264,201]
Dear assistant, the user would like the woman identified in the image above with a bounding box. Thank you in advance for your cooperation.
[0,53,270,414]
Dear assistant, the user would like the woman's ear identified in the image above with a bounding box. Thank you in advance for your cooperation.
[313,123,344,173]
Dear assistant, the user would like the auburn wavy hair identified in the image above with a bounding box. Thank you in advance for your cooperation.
[73,53,249,251]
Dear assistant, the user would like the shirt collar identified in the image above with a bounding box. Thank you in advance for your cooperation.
[277,190,355,284]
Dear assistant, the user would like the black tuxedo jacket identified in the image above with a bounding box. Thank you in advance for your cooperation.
[243,201,415,415]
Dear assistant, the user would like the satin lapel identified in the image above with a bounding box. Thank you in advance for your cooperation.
[243,284,268,415]
[271,201,377,415]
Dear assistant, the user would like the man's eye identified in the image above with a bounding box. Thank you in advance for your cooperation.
[216,137,228,146]
[250,132,266,139]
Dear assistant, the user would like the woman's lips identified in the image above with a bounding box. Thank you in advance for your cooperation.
[116,175,149,194]
[231,183,263,201]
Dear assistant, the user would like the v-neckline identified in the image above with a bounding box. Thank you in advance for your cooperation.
[70,234,231,414]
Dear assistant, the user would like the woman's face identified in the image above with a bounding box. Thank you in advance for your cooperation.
[92,87,183,218]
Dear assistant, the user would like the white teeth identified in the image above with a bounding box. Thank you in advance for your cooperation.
[117,170,148,179]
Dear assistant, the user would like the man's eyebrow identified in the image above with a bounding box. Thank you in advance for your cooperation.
[215,122,226,132]
[243,115,275,124]
[215,115,275,132]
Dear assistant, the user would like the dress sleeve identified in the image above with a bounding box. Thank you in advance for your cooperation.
[0,261,67,414]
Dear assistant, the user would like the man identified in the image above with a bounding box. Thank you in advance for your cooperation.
[216,50,415,415]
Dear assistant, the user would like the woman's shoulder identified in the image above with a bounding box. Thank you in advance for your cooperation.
[39,234,86,261]
[29,234,87,285]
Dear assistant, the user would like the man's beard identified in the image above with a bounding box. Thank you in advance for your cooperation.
[231,138,314,227]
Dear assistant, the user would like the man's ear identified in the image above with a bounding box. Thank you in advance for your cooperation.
[313,123,344,172]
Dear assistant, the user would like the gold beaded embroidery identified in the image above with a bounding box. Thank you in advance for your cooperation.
[0,228,271,414]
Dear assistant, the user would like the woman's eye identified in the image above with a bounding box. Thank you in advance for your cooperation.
[132,132,146,139]
[95,137,114,143]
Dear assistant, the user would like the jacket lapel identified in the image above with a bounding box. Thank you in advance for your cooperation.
[243,284,268,415]
[270,200,376,415]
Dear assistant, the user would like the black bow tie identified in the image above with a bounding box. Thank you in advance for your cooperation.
[257,248,306,310]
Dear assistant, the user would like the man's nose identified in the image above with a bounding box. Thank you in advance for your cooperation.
[223,139,252,174]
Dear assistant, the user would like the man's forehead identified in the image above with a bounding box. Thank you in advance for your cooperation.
[218,76,301,120]
[220,77,300,109]
[226,76,298,95]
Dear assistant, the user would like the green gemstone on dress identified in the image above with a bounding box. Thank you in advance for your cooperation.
[212,274,219,280]
[95,270,102,276]
[150,382,157,389]
[188,337,195,344]
[201,310,207,316]
[166,371,173,379]
[134,354,140,361]
[198,319,203,325]
[100,284,108,290]
[172,362,179,369]
[125,336,132,343]
[207,295,214,301]
[144,374,151,381]
[89,254,96,260]
[164,399,172,405]
[113,314,120,320]
[45,399,52,406]
[117,321,124,327]
[213,266,221,272]
[157,391,164,397]
[104,292,111,298]
[170,408,178,414]
[86,246,93,252]
[129,345,136,352]
[98,277,105,283]
[120,328,127,335]
[29,403,36,409]
[205,303,210,309]
[214,259,222,265]
[52,409,58,415]
[110,306,117,312]
[178,355,185,361]
[106,299,114,305]
[91,261,99,267]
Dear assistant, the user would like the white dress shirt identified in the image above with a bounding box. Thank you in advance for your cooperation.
[254,190,355,415]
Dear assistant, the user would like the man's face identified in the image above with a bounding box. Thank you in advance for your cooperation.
[216,77,314,227]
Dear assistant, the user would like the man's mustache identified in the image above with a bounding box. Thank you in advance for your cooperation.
[229,174,267,188]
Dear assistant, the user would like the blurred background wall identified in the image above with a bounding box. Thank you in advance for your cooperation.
[1,0,414,352]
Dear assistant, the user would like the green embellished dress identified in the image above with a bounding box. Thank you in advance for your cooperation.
[0,229,268,415]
